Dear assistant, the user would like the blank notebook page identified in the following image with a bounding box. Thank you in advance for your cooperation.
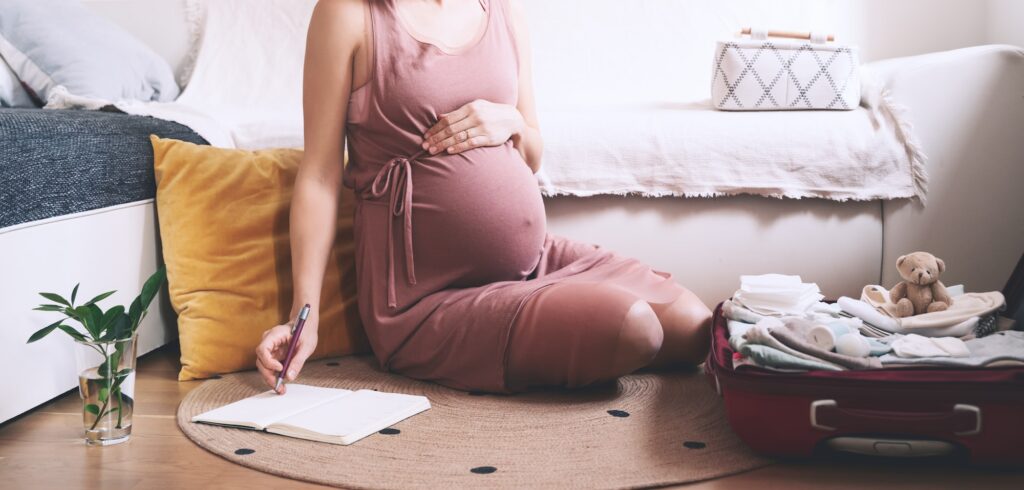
[193,384,350,429]
[275,389,427,437]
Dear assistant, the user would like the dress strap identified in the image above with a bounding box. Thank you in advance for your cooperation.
[368,149,427,309]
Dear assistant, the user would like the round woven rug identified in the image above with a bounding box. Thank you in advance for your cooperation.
[177,356,771,489]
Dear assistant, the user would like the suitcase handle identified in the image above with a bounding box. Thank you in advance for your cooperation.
[811,400,982,436]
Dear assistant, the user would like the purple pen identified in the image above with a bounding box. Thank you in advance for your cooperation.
[275,303,311,392]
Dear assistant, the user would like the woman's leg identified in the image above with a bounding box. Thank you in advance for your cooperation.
[506,282,663,391]
[647,287,713,368]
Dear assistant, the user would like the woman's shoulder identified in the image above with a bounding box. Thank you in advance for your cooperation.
[310,0,368,35]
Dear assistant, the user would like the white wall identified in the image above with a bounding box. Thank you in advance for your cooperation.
[83,1,1021,100]
[517,0,1020,108]
[988,0,1024,48]
[851,0,990,62]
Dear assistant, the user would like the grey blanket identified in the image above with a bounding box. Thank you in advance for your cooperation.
[0,108,206,229]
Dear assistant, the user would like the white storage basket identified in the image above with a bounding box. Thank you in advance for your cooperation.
[711,28,860,111]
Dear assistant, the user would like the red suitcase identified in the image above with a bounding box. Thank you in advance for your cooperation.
[704,302,1024,466]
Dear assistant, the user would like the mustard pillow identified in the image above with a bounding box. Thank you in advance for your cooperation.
[150,135,368,381]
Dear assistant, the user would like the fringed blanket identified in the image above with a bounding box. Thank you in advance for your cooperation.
[536,79,927,202]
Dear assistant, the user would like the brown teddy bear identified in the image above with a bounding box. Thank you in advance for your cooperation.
[890,251,954,317]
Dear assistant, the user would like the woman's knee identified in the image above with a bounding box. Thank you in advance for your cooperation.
[661,291,713,363]
[612,300,664,373]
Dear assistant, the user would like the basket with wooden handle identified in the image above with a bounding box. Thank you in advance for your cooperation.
[710,26,861,111]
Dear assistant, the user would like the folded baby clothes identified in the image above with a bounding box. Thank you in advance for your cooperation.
[838,296,992,338]
[879,331,1024,367]
[742,322,846,370]
[738,344,844,372]
[770,326,883,370]
[860,285,1005,330]
[838,296,900,331]
[723,299,765,324]
[890,333,970,358]
[733,274,825,316]
[729,319,843,372]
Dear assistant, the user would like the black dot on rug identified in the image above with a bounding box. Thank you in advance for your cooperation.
[234,448,256,455]
[683,441,707,449]
[326,362,339,366]
[607,409,630,418]
[468,390,486,396]
[379,428,400,435]
[470,466,497,474]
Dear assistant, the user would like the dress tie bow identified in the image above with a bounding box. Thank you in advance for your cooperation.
[369,151,425,309]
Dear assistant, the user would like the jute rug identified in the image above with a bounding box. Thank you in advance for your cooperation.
[177,356,771,489]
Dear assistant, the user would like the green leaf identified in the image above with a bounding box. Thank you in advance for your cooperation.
[32,304,65,312]
[116,368,133,378]
[99,387,109,402]
[83,290,116,307]
[73,304,103,340]
[67,306,91,336]
[71,283,80,305]
[98,306,125,337]
[57,324,87,341]
[98,360,110,378]
[84,404,99,415]
[104,313,131,341]
[39,292,69,306]
[137,267,166,317]
[26,320,64,343]
[65,305,86,321]
[128,296,143,331]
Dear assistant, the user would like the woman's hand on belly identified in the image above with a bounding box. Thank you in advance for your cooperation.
[421,99,524,156]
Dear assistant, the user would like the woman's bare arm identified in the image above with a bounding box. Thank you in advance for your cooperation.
[507,0,543,173]
[255,0,365,392]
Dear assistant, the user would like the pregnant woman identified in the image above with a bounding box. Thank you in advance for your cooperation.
[256,0,712,394]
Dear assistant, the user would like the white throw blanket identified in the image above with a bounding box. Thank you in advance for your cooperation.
[111,0,926,202]
[536,80,927,202]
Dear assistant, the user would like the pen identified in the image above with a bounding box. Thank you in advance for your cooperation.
[275,304,311,393]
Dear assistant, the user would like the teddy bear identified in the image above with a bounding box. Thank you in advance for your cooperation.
[889,251,953,317]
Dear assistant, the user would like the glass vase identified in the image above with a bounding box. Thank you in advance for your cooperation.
[73,334,138,446]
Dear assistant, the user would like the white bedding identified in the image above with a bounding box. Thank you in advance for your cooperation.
[116,0,313,150]
[536,85,927,201]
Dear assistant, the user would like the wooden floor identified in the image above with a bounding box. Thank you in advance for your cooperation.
[2,346,1022,489]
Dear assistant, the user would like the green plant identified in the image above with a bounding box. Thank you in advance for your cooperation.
[27,267,166,430]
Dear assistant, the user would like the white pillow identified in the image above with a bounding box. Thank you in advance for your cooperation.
[0,0,180,109]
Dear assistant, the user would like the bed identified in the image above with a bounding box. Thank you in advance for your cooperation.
[0,108,205,423]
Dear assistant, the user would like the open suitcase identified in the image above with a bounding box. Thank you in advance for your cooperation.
[704,300,1024,466]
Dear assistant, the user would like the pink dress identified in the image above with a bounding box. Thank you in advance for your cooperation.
[344,0,684,393]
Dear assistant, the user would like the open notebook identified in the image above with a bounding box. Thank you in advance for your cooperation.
[191,384,430,445]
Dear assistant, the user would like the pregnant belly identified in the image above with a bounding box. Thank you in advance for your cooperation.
[410,144,547,287]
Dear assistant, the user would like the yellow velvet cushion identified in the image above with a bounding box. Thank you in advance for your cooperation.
[150,136,368,381]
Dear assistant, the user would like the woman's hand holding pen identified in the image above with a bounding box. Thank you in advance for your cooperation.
[256,312,319,394]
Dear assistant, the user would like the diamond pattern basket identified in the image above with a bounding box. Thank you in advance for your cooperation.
[711,29,860,111]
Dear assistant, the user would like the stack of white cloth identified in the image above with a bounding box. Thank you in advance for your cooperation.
[732,274,825,317]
